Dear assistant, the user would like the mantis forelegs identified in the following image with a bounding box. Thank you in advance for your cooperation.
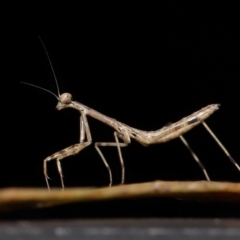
[43,113,92,190]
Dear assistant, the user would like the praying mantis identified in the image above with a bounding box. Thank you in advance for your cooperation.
[22,38,240,190]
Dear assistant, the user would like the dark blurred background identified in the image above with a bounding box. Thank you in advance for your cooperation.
[11,1,240,218]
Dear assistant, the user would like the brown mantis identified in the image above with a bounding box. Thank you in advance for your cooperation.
[22,39,240,190]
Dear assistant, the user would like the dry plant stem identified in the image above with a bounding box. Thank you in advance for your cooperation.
[1,181,240,212]
[22,38,240,190]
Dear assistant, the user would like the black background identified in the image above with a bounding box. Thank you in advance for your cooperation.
[13,1,240,218]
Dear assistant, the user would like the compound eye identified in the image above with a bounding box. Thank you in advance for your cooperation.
[60,93,72,104]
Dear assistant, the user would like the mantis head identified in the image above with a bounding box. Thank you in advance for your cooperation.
[56,93,73,110]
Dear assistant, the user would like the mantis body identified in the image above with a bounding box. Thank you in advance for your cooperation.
[22,39,240,190]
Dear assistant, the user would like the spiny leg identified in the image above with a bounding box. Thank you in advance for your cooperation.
[44,142,91,190]
[80,115,85,143]
[179,135,210,181]
[115,132,132,184]
[56,158,64,190]
[202,121,240,172]
[43,113,92,190]
[95,131,130,186]
[94,145,113,187]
